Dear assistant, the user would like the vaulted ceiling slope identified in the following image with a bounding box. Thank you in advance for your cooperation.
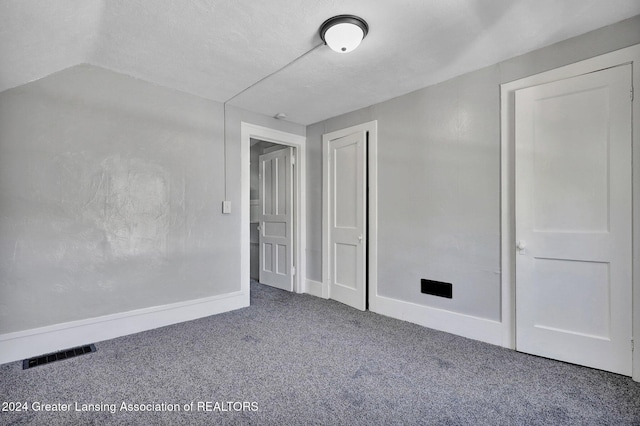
[2,0,640,125]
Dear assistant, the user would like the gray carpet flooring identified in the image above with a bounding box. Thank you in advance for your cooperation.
[1,280,639,425]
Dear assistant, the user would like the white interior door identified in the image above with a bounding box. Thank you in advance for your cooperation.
[515,64,632,375]
[327,130,367,311]
[259,147,294,291]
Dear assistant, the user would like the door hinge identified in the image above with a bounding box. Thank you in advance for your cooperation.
[632,338,635,352]
[631,86,634,101]
[291,155,295,165]
[291,266,296,276]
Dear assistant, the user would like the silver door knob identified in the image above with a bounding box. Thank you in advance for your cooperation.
[516,240,526,254]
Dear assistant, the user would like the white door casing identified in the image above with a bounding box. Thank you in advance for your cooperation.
[515,64,632,375]
[241,123,306,301]
[324,129,368,311]
[259,147,294,291]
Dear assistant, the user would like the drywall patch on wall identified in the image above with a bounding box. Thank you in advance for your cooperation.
[46,152,179,265]
[90,156,174,258]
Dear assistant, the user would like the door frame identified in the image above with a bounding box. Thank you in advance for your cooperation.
[500,44,640,381]
[322,121,378,310]
[241,122,306,294]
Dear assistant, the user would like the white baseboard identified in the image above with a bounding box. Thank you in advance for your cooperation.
[372,294,504,346]
[305,279,325,298]
[0,291,249,365]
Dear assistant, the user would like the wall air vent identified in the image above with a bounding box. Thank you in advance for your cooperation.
[421,279,453,299]
[22,344,96,369]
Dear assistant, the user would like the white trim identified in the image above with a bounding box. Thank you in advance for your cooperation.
[305,279,325,298]
[500,44,640,380]
[368,123,379,312]
[0,292,247,365]
[374,295,503,346]
[241,123,307,293]
[322,121,378,307]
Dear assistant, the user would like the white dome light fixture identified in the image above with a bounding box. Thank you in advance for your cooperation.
[320,15,369,53]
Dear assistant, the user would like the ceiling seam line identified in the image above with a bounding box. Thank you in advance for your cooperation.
[222,42,324,204]
[224,42,324,105]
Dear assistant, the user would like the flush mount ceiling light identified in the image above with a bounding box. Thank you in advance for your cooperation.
[319,15,369,53]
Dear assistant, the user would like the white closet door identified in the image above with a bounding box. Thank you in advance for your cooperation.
[327,130,367,311]
[515,64,632,375]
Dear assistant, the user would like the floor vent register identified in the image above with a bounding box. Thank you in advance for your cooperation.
[23,344,96,369]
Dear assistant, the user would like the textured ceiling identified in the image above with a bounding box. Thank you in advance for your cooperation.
[2,0,640,125]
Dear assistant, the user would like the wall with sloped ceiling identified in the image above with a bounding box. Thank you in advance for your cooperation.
[0,64,304,340]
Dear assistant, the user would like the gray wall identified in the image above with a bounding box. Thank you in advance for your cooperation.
[306,15,640,321]
[0,63,304,334]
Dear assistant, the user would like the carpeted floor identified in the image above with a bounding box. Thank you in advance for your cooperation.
[1,280,639,425]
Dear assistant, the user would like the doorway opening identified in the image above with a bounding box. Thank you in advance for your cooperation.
[241,123,306,298]
[250,139,297,291]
